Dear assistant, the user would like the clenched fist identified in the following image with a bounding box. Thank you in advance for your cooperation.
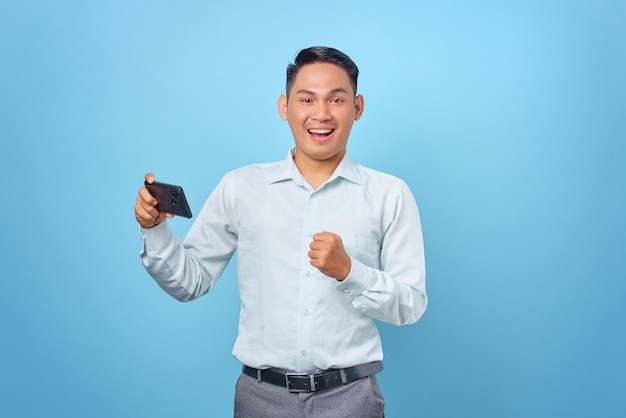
[308,232,351,281]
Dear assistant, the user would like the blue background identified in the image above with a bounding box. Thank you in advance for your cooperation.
[1,1,624,417]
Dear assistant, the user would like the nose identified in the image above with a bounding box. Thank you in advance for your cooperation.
[311,101,331,121]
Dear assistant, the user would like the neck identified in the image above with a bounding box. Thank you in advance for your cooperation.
[293,151,344,190]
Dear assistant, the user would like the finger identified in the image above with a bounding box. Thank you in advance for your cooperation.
[136,203,168,228]
[312,231,341,244]
[311,232,329,242]
[309,242,332,255]
[135,205,157,228]
[309,259,321,270]
[136,193,157,216]
[139,186,158,206]
[136,194,159,219]
[144,172,155,184]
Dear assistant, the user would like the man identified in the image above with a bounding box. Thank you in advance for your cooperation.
[134,46,427,417]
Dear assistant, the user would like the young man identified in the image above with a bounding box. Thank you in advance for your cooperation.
[134,46,427,417]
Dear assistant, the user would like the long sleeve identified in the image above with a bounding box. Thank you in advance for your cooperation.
[139,178,237,302]
[336,181,427,325]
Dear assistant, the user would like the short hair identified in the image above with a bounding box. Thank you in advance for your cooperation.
[286,46,359,96]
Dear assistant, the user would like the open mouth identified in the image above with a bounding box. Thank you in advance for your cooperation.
[308,128,334,141]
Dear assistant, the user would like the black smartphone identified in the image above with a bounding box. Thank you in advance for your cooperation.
[144,180,193,218]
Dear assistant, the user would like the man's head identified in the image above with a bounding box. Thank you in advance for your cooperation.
[278,47,364,173]
[286,46,359,97]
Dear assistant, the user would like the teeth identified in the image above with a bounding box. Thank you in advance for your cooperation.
[309,129,333,134]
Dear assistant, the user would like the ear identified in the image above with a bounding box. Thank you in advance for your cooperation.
[354,94,364,121]
[277,95,288,120]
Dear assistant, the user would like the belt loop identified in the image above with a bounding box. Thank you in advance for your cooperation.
[339,368,348,384]
[257,369,262,383]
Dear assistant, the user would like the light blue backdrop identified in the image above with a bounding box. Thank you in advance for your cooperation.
[1,1,624,417]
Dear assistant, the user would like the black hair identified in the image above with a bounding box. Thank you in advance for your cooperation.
[286,46,359,96]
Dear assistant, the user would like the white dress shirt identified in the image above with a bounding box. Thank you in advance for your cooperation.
[139,148,427,372]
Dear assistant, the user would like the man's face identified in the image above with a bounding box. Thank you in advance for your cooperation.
[278,62,364,169]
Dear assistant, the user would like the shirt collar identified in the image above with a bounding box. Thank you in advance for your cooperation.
[268,147,362,186]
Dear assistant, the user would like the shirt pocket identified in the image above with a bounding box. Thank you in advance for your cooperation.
[345,237,381,269]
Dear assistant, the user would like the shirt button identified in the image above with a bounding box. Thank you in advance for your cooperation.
[343,289,351,295]
[303,310,310,316]
[301,350,308,356]
[305,271,311,278]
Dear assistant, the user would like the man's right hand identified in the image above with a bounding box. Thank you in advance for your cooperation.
[134,173,174,228]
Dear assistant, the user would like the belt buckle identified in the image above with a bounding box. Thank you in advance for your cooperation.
[285,372,317,392]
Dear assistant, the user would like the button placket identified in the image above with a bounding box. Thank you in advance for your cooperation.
[296,190,320,371]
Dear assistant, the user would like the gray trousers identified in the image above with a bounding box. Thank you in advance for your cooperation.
[234,372,385,417]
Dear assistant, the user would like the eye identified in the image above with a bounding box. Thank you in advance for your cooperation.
[301,98,312,104]
[331,98,344,104]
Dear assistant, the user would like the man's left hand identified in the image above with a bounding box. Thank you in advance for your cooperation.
[309,232,351,281]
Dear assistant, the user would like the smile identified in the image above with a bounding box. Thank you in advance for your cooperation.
[308,129,334,135]
[307,128,335,142]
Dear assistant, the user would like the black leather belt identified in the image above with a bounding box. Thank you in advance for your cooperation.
[242,361,383,393]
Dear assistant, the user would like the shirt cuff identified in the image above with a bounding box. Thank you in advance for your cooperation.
[138,221,173,253]
[335,257,370,300]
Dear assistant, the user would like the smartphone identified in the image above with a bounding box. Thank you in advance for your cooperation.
[144,180,193,218]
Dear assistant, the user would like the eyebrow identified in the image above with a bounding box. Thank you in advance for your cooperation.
[294,87,351,96]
